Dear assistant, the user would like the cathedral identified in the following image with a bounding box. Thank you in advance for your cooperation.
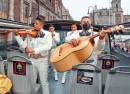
[89,0,130,25]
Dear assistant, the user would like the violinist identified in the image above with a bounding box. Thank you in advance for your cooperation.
[15,15,52,94]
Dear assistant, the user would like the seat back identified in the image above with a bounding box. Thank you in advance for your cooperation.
[98,54,120,86]
[104,66,130,94]
[67,63,102,94]
[6,55,39,94]
[6,46,28,59]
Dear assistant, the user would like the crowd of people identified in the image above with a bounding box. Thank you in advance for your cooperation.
[113,42,130,57]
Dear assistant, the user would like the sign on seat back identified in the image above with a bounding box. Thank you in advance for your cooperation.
[7,55,39,94]
[6,46,28,59]
[67,63,102,94]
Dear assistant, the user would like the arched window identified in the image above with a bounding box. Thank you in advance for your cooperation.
[0,0,9,18]
[116,4,118,11]
[23,1,29,23]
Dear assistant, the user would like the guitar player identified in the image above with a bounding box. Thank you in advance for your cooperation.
[65,16,106,65]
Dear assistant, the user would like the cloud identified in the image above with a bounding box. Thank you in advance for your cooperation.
[62,0,130,20]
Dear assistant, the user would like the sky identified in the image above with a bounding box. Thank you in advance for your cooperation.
[62,0,130,21]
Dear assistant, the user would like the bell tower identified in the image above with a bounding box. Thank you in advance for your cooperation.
[111,0,122,12]
[111,0,123,24]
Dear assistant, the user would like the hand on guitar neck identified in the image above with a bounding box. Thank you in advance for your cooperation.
[69,29,106,47]
[99,30,107,40]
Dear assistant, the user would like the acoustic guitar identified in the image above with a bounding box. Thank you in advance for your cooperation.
[50,25,124,72]
[0,74,12,94]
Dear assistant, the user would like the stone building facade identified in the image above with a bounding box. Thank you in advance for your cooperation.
[0,0,72,49]
[123,15,130,23]
[62,5,73,20]
[0,0,72,24]
[89,0,127,25]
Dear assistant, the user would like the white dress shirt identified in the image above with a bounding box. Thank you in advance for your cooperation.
[15,29,52,57]
[65,30,81,42]
[51,32,60,47]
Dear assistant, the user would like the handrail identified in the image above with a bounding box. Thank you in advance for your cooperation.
[7,55,31,64]
[109,66,130,74]
[72,63,101,73]
[98,54,120,61]
[6,46,24,53]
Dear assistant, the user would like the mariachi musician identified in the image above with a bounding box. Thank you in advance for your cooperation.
[65,16,106,65]
[48,24,67,84]
[15,15,52,94]
[48,24,60,81]
[63,23,79,83]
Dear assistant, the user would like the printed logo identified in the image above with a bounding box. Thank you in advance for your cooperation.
[77,70,93,85]
[102,59,114,69]
[13,61,26,75]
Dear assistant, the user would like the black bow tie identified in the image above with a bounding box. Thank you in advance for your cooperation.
[79,30,91,36]
[37,31,45,38]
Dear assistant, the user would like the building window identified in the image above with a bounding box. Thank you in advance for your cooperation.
[23,1,29,23]
[0,0,8,18]
[14,0,20,21]
[99,12,102,16]
[116,4,118,11]
[107,11,109,16]
[31,2,38,23]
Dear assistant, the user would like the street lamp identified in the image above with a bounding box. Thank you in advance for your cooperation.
[108,0,111,25]
[88,6,95,25]
[107,0,112,54]
[37,0,40,16]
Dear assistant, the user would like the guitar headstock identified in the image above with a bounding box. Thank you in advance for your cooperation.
[86,25,124,39]
[108,25,124,39]
[110,25,124,34]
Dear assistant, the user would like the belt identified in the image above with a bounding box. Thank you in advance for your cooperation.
[30,54,45,59]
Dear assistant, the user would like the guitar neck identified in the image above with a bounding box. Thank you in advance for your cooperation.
[89,33,100,39]
[89,25,124,39]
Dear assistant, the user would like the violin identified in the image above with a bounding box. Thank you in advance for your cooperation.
[2,28,39,37]
[15,29,38,37]
[29,29,39,37]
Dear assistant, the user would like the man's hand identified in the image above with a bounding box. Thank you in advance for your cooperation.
[30,54,39,59]
[25,47,35,54]
[70,39,81,47]
[99,30,106,40]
